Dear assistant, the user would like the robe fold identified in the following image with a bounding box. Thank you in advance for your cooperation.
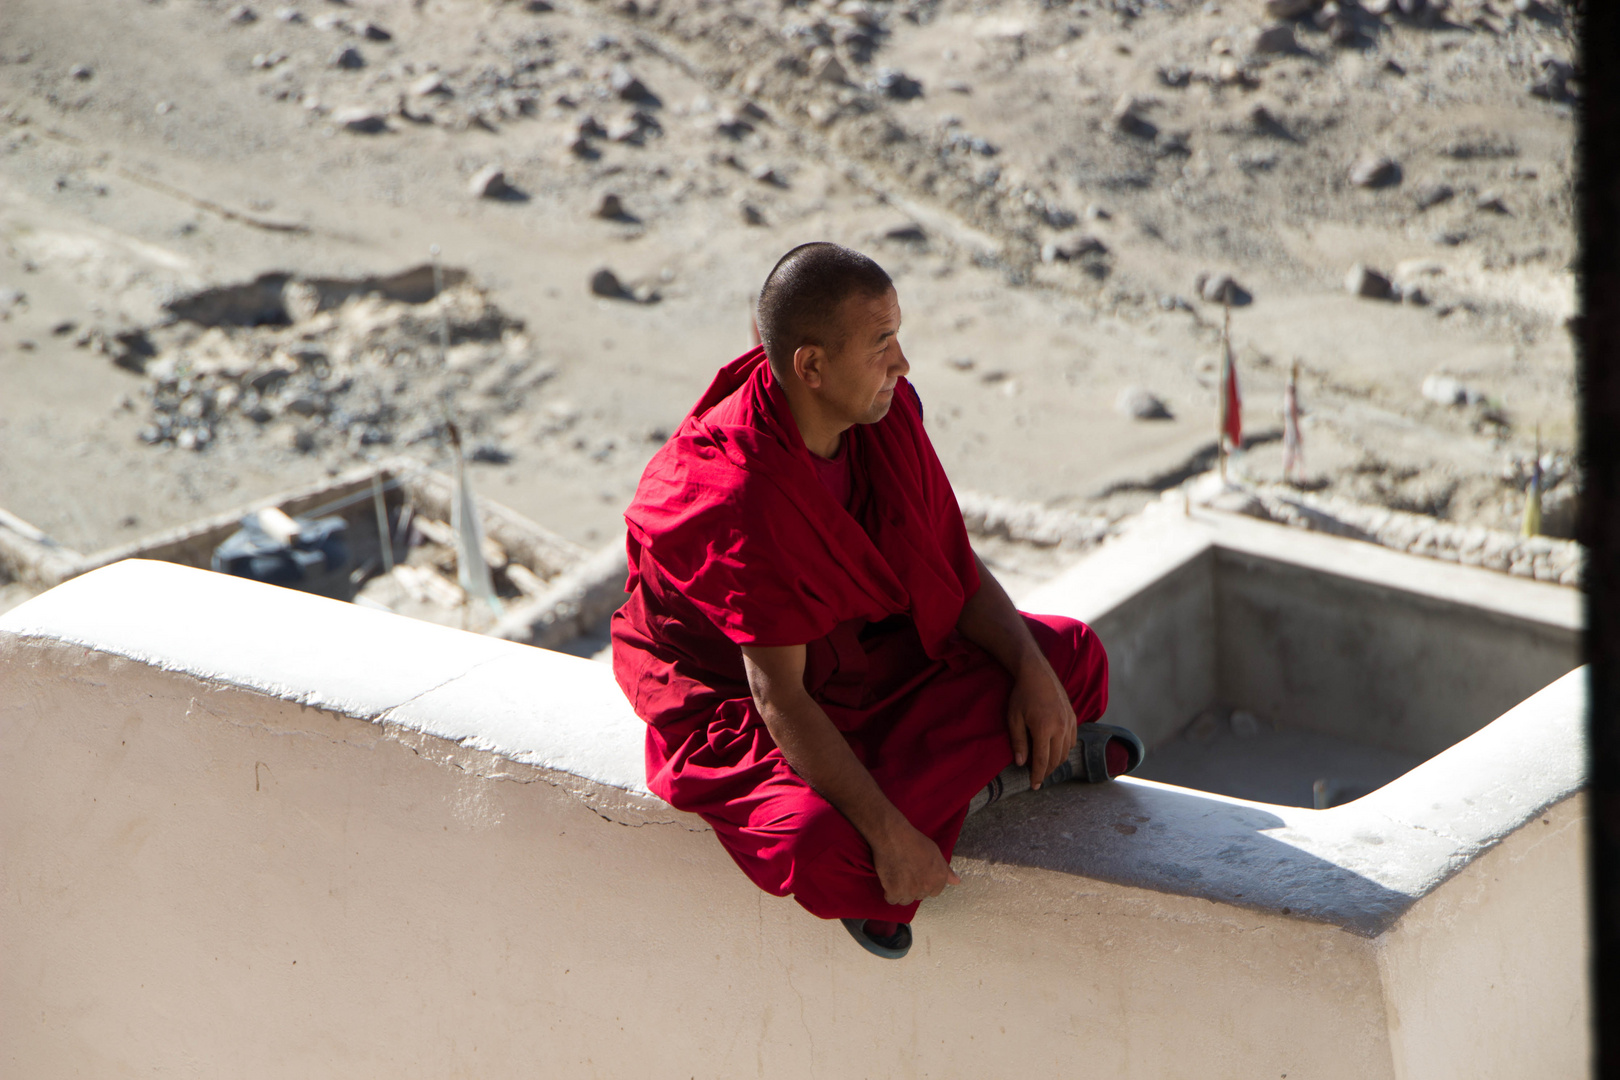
[611,346,1108,922]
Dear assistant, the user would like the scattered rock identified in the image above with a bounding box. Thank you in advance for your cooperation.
[589,268,630,299]
[1345,263,1395,300]
[1413,182,1455,210]
[1265,0,1319,15]
[1111,94,1156,139]
[470,442,513,465]
[1326,11,1357,45]
[1349,153,1400,188]
[749,163,782,186]
[357,20,392,41]
[0,287,25,319]
[330,46,366,70]
[609,65,652,102]
[228,4,258,24]
[1253,23,1297,54]
[468,165,510,198]
[1115,386,1173,420]
[68,64,93,81]
[1529,57,1576,103]
[1041,234,1107,263]
[605,115,643,142]
[813,53,848,85]
[871,68,923,100]
[883,222,927,243]
[251,51,288,70]
[1157,65,1191,88]
[740,202,766,226]
[275,7,304,22]
[1196,271,1252,306]
[1475,191,1510,214]
[1422,374,1484,407]
[593,192,625,219]
[332,107,387,133]
[411,74,450,97]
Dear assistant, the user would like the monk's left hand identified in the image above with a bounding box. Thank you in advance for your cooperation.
[1006,658,1077,790]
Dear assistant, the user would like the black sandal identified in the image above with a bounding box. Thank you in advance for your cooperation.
[1054,723,1146,784]
[840,918,912,960]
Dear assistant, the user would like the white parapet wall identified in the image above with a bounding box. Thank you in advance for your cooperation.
[0,544,1590,1079]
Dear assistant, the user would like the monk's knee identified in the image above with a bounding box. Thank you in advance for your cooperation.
[1021,612,1110,721]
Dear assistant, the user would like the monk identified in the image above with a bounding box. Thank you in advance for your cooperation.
[611,242,1142,959]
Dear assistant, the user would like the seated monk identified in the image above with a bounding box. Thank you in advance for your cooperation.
[611,242,1144,959]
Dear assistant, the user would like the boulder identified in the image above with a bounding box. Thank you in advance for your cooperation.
[1350,153,1401,188]
[467,165,510,198]
[1114,387,1173,420]
[1345,263,1394,299]
[332,107,387,133]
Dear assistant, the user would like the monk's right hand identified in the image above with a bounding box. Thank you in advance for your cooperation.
[874,823,961,906]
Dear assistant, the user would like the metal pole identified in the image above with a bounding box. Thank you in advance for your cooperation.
[371,473,394,574]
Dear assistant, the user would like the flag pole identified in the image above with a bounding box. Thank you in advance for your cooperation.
[1218,301,1231,482]
[1523,424,1543,538]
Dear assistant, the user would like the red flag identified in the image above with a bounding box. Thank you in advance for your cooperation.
[1219,333,1242,450]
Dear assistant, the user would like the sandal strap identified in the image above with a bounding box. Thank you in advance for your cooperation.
[1083,726,1110,781]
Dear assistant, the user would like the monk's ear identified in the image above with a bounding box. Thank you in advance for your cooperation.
[792,343,824,388]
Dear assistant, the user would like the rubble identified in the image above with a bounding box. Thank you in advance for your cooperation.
[109,269,547,459]
[331,46,366,70]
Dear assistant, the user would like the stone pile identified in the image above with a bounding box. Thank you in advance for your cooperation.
[1212,483,1583,587]
[113,281,548,461]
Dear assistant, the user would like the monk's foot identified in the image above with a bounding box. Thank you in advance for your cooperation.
[1051,723,1146,784]
[841,918,913,960]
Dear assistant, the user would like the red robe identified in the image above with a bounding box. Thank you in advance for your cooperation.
[611,347,1108,922]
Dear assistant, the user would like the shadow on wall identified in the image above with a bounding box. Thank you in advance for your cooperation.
[956,777,1414,935]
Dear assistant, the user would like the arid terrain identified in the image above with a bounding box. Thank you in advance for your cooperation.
[0,0,1579,608]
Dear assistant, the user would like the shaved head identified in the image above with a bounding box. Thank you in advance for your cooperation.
[756,243,894,378]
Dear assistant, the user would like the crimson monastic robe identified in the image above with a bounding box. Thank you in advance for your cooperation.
[611,346,1108,922]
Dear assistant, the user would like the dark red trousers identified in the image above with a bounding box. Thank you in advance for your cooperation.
[683,613,1109,923]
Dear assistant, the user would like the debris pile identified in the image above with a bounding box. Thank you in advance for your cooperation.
[106,270,549,461]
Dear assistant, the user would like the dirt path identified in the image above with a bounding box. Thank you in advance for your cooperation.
[0,0,1579,570]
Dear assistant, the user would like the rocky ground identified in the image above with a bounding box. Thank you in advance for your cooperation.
[0,0,1580,607]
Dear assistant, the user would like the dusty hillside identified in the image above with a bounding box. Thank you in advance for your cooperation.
[0,0,1579,594]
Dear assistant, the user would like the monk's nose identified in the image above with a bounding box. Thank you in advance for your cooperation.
[891,343,910,379]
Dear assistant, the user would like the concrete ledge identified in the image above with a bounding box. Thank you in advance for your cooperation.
[0,558,648,795]
[0,553,1591,1078]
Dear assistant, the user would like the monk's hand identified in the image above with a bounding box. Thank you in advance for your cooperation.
[1007,657,1078,790]
[873,822,961,906]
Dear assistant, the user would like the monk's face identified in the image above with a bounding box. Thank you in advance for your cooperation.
[814,287,909,426]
